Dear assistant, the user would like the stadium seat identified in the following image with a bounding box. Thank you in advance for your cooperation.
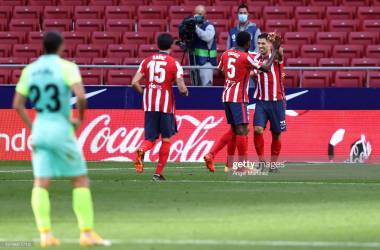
[89,0,117,5]
[0,44,10,57]
[357,7,380,21]
[119,0,149,8]
[332,45,363,58]
[123,58,144,65]
[212,71,225,86]
[216,43,226,63]
[62,57,91,64]
[0,70,9,84]
[138,19,166,33]
[62,31,90,44]
[284,32,314,45]
[182,69,191,86]
[0,32,25,44]
[281,44,299,58]
[44,6,73,19]
[76,44,105,57]
[348,32,378,45]
[369,71,380,87]
[138,44,159,57]
[75,19,104,32]
[0,0,26,6]
[92,57,122,65]
[106,44,137,57]
[12,44,41,58]
[214,0,242,6]
[0,19,6,31]
[0,6,12,22]
[341,0,370,6]
[316,32,346,45]
[29,57,39,63]
[286,58,317,67]
[27,31,45,44]
[329,20,359,32]
[294,6,325,20]
[325,7,356,21]
[106,19,135,32]
[60,0,87,5]
[123,32,151,45]
[11,70,22,85]
[42,19,72,32]
[366,45,380,58]
[137,6,166,20]
[218,32,229,45]
[301,45,331,58]
[13,6,42,20]
[9,19,40,32]
[361,20,380,32]
[351,58,379,67]
[297,20,327,32]
[168,6,193,21]
[282,70,299,87]
[74,6,103,20]
[62,44,76,57]
[153,31,178,42]
[262,6,293,20]
[205,6,230,19]
[301,71,332,87]
[104,6,134,20]
[91,31,120,44]
[151,0,180,7]
[169,19,183,32]
[318,58,349,67]
[278,0,307,5]
[80,70,102,85]
[265,20,295,35]
[182,0,212,5]
[210,20,230,34]
[335,71,365,87]
[310,0,338,6]
[0,58,27,70]
[29,0,57,6]
[246,0,274,5]
[106,69,142,85]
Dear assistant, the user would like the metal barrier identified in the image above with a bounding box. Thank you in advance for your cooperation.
[1,65,379,87]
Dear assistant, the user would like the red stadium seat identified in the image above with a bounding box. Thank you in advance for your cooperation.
[107,44,136,57]
[282,70,299,87]
[74,6,103,20]
[27,31,45,44]
[91,31,120,45]
[153,31,178,42]
[171,47,188,65]
[216,43,226,63]
[92,57,122,65]
[0,58,27,71]
[361,20,380,32]
[151,0,180,7]
[246,0,274,5]
[366,45,380,58]
[80,70,102,85]
[357,7,380,21]
[300,45,331,58]
[297,20,327,32]
[9,19,40,32]
[62,44,76,57]
[218,32,229,45]
[0,44,10,57]
[44,6,73,19]
[369,71,380,87]
[0,19,6,31]
[60,0,87,5]
[262,6,293,20]
[123,58,144,65]
[182,0,212,5]
[123,32,151,45]
[138,44,159,57]
[89,0,117,5]
[278,0,307,6]
[168,6,193,21]
[335,71,365,87]
[0,70,9,84]
[13,6,42,19]
[119,0,148,8]
[214,0,242,6]
[351,58,379,67]
[284,32,314,45]
[310,0,338,6]
[29,0,57,6]
[210,20,230,34]
[375,0,380,6]
[12,44,41,57]
[318,58,349,67]
[302,71,332,87]
[137,6,166,20]
[75,19,104,32]
[104,6,134,20]
[29,57,39,63]
[0,31,25,44]
[62,31,90,44]
[106,19,135,32]
[182,69,191,86]
[325,7,356,20]
[76,44,105,57]
[316,32,346,45]
[265,20,295,35]
[62,57,91,64]
[329,20,359,32]
[213,71,225,86]
[294,6,325,20]
[11,70,22,85]
[138,19,166,33]
[286,58,317,67]
[205,6,230,19]
[169,19,182,32]
[0,6,12,22]
[0,0,26,6]
[341,0,370,6]
[348,32,378,45]
[333,45,363,58]
[42,19,72,32]
[281,44,299,58]
[106,69,142,85]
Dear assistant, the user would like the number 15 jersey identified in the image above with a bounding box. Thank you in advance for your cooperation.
[217,47,262,103]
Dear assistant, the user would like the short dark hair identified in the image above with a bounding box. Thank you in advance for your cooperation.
[236,31,251,47]
[258,33,270,42]
[238,5,249,12]
[43,30,64,54]
[157,33,174,50]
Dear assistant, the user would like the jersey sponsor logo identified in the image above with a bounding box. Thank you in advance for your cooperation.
[148,83,162,90]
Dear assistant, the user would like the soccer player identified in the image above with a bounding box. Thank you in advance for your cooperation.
[252,32,285,172]
[132,33,188,181]
[12,31,110,247]
[203,31,282,172]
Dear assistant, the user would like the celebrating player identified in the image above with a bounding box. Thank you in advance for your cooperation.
[203,31,282,172]
[252,32,285,172]
[12,31,110,247]
[132,33,188,181]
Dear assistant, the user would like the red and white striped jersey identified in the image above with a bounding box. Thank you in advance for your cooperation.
[137,52,183,114]
[218,47,262,103]
[252,51,285,101]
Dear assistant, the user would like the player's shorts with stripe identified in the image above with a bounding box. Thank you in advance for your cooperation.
[144,111,178,141]
[223,102,249,125]
[254,99,287,133]
[32,119,87,178]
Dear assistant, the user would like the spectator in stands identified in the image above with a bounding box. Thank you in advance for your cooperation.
[227,5,261,87]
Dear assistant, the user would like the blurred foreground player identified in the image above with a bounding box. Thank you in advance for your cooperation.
[203,31,282,172]
[132,33,189,181]
[12,31,110,247]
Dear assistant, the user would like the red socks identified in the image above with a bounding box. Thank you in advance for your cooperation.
[226,135,236,167]
[271,139,282,164]
[140,140,154,152]
[236,135,248,156]
[156,141,171,175]
[211,130,235,156]
[254,134,265,161]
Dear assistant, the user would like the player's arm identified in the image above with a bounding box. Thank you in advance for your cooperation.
[70,82,86,131]
[276,46,283,62]
[131,72,144,95]
[259,36,282,72]
[216,54,224,78]
[13,68,32,129]
[176,78,188,97]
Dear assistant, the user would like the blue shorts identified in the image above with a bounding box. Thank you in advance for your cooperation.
[223,102,249,125]
[254,99,287,133]
[145,111,177,141]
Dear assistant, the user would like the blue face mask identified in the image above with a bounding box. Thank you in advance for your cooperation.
[238,14,248,23]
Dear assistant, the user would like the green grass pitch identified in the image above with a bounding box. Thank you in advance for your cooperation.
[1,161,380,250]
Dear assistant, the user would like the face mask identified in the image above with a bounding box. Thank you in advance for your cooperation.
[238,14,248,23]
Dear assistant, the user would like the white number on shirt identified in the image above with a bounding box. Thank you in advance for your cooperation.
[227,58,236,79]
[147,60,168,83]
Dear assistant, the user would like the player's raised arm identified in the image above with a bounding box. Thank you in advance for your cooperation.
[13,67,32,129]
[259,35,282,72]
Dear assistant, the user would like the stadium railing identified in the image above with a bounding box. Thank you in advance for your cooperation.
[0,65,379,87]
